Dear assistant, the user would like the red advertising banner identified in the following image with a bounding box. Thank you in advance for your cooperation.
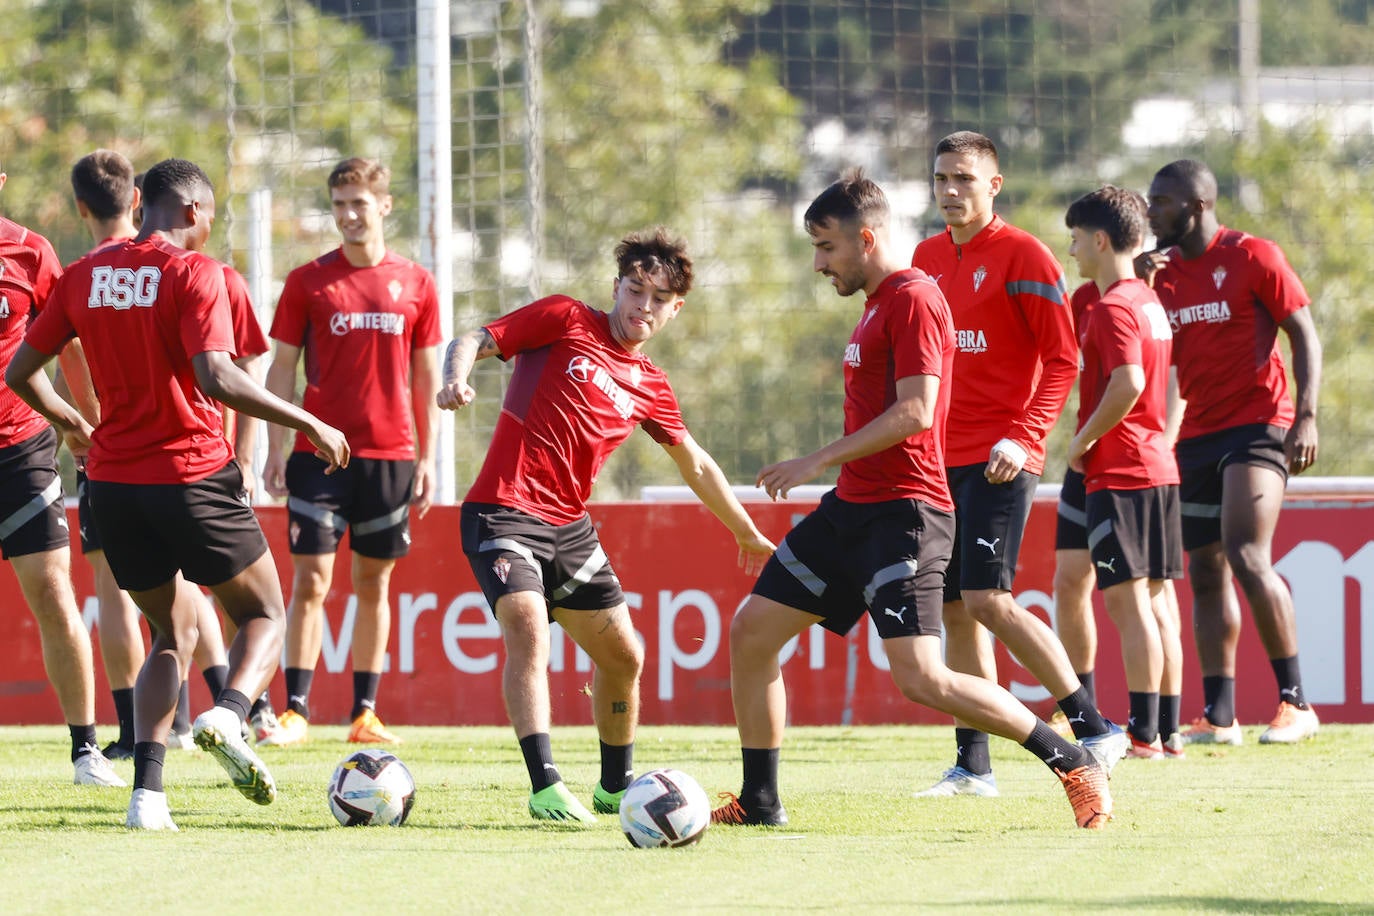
[2,494,1371,726]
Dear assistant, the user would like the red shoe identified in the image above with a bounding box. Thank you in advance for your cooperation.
[1056,764,1112,829]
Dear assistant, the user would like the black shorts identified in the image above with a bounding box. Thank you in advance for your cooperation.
[76,470,101,555]
[1085,485,1183,590]
[1176,423,1286,551]
[752,490,953,639]
[286,453,414,559]
[944,463,1038,602]
[0,427,70,560]
[1055,468,1088,551]
[88,460,268,592]
[461,502,624,615]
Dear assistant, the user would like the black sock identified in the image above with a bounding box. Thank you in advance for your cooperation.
[740,747,780,807]
[112,687,135,746]
[1077,671,1097,710]
[70,724,98,761]
[216,689,252,723]
[1058,686,1110,739]
[1128,691,1160,743]
[133,742,167,792]
[1159,694,1181,739]
[598,740,633,793]
[1021,721,1092,773]
[201,664,229,701]
[250,691,274,718]
[351,671,381,720]
[1269,656,1308,709]
[519,733,560,793]
[954,728,992,776]
[1202,675,1236,726]
[173,680,191,733]
[284,667,314,718]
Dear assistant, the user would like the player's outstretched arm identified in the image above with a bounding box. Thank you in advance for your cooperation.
[193,350,349,473]
[261,341,302,496]
[436,327,498,410]
[663,435,775,575]
[756,374,938,501]
[5,342,95,457]
[1279,306,1321,475]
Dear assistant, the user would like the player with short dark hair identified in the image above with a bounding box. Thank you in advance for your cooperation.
[258,157,441,748]
[7,157,349,830]
[712,170,1112,831]
[1065,185,1185,759]
[912,132,1126,799]
[0,158,124,789]
[438,226,775,825]
[1138,159,1322,745]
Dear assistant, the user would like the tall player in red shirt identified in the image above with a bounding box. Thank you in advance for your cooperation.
[1138,159,1322,745]
[912,132,1125,799]
[0,159,124,789]
[711,170,1112,831]
[259,158,441,748]
[1065,186,1184,760]
[8,158,349,830]
[438,228,775,825]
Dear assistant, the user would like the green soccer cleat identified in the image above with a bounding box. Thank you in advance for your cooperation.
[528,782,597,826]
[592,781,626,815]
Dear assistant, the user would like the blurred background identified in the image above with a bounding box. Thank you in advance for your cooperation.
[4,0,1372,498]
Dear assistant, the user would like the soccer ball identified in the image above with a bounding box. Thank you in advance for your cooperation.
[619,768,710,848]
[327,749,416,827]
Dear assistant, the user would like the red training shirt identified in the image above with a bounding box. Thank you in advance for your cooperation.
[26,237,235,484]
[271,249,441,460]
[1076,279,1178,493]
[0,217,63,449]
[837,269,955,512]
[468,295,687,525]
[912,215,1076,474]
[1150,227,1308,441]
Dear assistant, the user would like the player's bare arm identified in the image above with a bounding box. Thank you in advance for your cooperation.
[55,338,101,425]
[662,435,776,575]
[1164,365,1185,448]
[409,344,441,517]
[757,374,938,500]
[5,342,96,457]
[436,327,497,410]
[231,352,264,499]
[1280,306,1322,475]
[193,349,350,473]
[1067,363,1144,472]
[262,340,303,495]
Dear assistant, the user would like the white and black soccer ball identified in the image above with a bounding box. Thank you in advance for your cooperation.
[619,768,710,848]
[327,748,416,827]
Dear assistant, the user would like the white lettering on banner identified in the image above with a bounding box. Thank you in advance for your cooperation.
[778,619,827,670]
[548,622,593,673]
[1009,590,1055,703]
[81,596,100,634]
[440,592,500,674]
[658,589,720,701]
[1274,540,1374,704]
[397,592,437,673]
[867,618,889,672]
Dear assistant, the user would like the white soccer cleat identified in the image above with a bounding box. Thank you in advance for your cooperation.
[1258,702,1319,744]
[126,788,178,831]
[914,766,999,798]
[166,728,197,751]
[1081,721,1129,774]
[74,745,127,787]
[192,706,276,805]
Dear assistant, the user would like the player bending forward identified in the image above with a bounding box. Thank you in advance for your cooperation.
[437,228,774,825]
[711,170,1113,831]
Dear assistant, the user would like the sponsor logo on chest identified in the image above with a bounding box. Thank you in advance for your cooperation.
[330,311,407,336]
[956,328,988,353]
[1167,300,1232,332]
[844,342,862,367]
[566,355,636,420]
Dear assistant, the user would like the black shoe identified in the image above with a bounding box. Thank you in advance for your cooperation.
[102,740,135,761]
[709,792,789,826]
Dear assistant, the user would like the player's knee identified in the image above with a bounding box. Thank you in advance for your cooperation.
[1224,541,1272,585]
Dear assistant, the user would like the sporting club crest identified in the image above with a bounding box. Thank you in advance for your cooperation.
[492,556,511,584]
[1212,266,1227,290]
[387,279,403,303]
[972,265,988,293]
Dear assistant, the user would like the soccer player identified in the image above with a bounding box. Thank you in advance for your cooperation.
[258,157,441,747]
[711,170,1112,831]
[1138,159,1322,745]
[437,227,775,825]
[7,157,349,830]
[1064,186,1184,759]
[911,131,1124,799]
[66,150,249,757]
[0,160,124,788]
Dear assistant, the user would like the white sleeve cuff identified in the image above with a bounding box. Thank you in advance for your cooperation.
[991,438,1028,470]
